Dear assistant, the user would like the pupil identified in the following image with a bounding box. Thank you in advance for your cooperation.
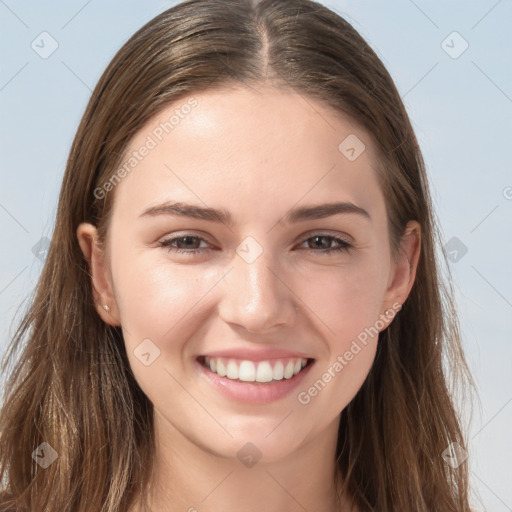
[181,236,198,248]
[313,236,330,249]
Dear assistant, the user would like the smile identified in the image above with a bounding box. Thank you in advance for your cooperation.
[200,356,311,383]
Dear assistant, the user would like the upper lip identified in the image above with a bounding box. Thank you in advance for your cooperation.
[199,348,313,361]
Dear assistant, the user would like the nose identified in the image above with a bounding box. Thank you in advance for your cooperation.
[217,250,297,334]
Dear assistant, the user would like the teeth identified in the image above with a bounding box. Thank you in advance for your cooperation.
[216,359,226,377]
[273,361,284,380]
[226,360,239,379]
[239,360,256,382]
[203,356,308,383]
[283,361,294,379]
[256,361,273,383]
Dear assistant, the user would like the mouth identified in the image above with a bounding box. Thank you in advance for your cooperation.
[197,355,314,384]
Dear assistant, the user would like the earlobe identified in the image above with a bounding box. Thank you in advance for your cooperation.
[76,222,121,327]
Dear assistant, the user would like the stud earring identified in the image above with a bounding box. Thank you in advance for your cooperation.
[103,304,110,313]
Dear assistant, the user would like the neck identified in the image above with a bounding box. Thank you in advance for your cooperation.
[132,409,350,512]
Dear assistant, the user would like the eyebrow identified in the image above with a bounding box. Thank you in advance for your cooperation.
[139,200,371,227]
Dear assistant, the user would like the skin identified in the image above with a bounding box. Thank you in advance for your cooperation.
[77,85,420,512]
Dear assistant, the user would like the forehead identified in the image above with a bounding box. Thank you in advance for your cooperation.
[110,86,385,225]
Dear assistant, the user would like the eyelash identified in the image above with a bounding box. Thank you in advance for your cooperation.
[159,233,352,257]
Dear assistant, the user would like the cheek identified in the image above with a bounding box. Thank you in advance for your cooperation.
[110,253,215,401]
[110,248,211,353]
[298,257,388,342]
[291,258,387,413]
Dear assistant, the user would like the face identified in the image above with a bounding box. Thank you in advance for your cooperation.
[78,86,418,463]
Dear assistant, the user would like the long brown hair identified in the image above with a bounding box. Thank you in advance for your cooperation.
[0,0,474,510]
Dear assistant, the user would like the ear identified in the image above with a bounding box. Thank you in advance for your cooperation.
[76,222,121,326]
[379,220,421,330]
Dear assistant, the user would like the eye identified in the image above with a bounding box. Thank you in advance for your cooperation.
[298,234,352,255]
[159,235,211,256]
[159,233,352,257]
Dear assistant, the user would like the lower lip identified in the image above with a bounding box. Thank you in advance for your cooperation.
[196,359,314,404]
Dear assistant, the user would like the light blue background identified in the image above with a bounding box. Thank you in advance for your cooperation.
[1,1,511,510]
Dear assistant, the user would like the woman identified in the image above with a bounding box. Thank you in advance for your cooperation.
[0,0,474,510]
